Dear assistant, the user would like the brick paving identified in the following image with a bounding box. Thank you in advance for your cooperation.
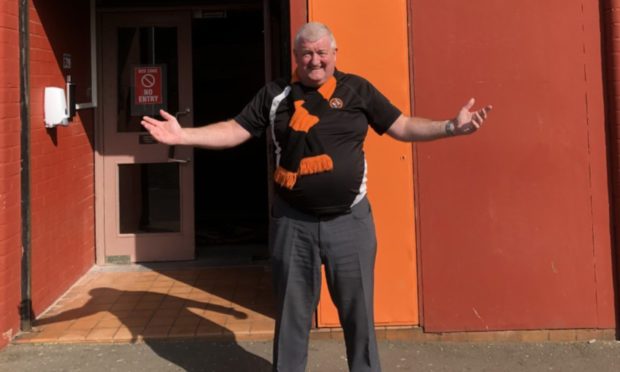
[12,264,618,346]
[15,266,276,344]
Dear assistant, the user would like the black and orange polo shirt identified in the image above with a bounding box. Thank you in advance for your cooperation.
[235,70,401,216]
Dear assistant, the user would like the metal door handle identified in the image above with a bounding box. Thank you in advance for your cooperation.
[175,108,191,120]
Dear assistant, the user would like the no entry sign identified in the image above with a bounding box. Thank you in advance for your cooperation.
[130,64,167,117]
[134,66,163,105]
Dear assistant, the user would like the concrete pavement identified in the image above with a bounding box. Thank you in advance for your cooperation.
[2,338,620,371]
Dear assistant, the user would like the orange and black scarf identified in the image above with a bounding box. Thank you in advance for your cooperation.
[274,75,337,189]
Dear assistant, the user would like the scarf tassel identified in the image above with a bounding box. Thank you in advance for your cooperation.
[274,155,334,190]
[274,167,298,189]
[299,154,333,175]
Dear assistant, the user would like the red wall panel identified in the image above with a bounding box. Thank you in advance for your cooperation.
[411,0,615,331]
[0,0,22,349]
[28,0,94,316]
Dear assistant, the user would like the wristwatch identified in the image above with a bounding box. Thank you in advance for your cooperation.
[445,120,456,136]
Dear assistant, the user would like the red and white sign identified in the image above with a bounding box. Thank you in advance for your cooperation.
[134,66,163,105]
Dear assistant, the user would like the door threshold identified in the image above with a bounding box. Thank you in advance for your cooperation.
[94,259,271,273]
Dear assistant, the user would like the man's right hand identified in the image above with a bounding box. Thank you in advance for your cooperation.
[141,109,186,145]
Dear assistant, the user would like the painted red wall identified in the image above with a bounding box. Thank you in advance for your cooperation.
[28,0,94,316]
[411,0,615,331]
[0,0,23,348]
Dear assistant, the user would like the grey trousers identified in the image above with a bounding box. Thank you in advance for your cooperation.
[270,196,380,372]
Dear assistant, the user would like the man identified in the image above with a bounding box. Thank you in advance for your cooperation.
[142,22,491,372]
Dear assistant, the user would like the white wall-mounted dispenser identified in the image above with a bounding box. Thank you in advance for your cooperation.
[44,87,69,128]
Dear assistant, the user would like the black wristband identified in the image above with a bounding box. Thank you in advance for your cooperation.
[445,121,456,136]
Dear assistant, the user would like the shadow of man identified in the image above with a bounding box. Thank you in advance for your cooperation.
[34,287,272,371]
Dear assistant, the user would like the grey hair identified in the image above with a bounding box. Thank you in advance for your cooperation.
[294,22,337,50]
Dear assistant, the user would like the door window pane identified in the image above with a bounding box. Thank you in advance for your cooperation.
[118,163,181,233]
[117,27,179,132]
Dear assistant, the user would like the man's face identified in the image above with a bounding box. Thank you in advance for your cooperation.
[294,35,337,87]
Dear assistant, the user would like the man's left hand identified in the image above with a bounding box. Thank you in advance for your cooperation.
[453,98,493,135]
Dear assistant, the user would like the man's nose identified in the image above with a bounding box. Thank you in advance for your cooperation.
[310,53,321,65]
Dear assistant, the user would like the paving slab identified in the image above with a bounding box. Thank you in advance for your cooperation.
[2,339,620,371]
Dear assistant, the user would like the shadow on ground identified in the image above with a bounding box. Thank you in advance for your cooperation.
[23,266,275,371]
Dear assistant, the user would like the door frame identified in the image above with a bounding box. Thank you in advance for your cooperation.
[94,1,285,265]
[95,9,195,264]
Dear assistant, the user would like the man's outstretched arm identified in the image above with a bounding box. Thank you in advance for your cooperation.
[386,98,492,142]
[141,109,252,149]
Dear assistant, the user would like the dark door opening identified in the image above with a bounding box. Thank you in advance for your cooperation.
[192,9,269,264]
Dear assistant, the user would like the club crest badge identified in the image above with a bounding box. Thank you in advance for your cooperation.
[329,97,344,109]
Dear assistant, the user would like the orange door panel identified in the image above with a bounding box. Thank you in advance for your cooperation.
[307,0,419,327]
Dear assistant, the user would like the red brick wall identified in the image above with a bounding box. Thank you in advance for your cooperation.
[0,0,22,349]
[28,0,94,316]
[411,0,615,331]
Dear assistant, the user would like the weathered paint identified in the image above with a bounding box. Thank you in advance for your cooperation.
[411,0,614,331]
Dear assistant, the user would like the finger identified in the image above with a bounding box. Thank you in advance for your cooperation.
[471,112,485,128]
[141,120,157,129]
[141,116,158,126]
[160,109,175,121]
[463,97,475,111]
[472,112,483,128]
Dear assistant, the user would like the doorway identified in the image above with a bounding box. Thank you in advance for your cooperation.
[192,10,269,264]
[97,1,285,264]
